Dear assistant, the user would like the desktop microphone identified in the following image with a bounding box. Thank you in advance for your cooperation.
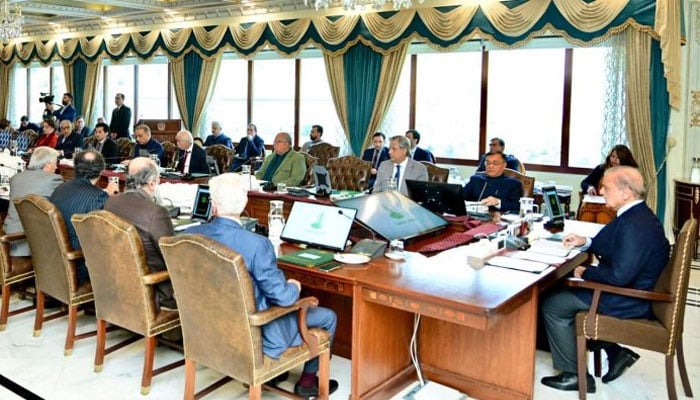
[0,163,23,171]
[477,181,488,202]
[337,209,387,259]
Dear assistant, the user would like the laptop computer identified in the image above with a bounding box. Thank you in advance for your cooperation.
[173,184,212,231]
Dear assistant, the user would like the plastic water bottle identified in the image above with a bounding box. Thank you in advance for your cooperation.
[268,200,285,257]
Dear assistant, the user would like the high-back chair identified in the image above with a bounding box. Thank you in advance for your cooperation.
[205,144,234,174]
[14,194,95,356]
[571,218,697,399]
[115,137,135,162]
[501,168,535,197]
[301,153,319,187]
[327,155,372,191]
[0,228,35,330]
[420,161,449,183]
[83,135,98,149]
[161,141,179,169]
[159,234,331,400]
[307,143,339,167]
[72,211,183,395]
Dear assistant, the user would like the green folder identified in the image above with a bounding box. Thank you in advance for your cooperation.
[278,248,335,268]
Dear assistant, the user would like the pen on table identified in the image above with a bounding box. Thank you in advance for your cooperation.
[477,182,488,202]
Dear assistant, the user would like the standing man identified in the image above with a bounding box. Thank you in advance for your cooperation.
[54,120,84,158]
[72,115,91,138]
[203,121,233,148]
[462,151,522,213]
[476,137,522,172]
[231,123,265,172]
[174,130,209,174]
[185,173,338,397]
[54,93,77,123]
[372,135,428,196]
[256,132,306,186]
[92,122,120,164]
[109,93,132,139]
[301,125,325,153]
[361,132,389,188]
[540,166,670,393]
[50,150,119,285]
[105,157,177,311]
[405,129,436,163]
[121,124,164,166]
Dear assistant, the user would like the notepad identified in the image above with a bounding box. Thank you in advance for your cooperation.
[510,250,566,265]
[487,256,550,273]
[528,240,571,258]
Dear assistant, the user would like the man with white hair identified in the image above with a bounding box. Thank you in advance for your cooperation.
[174,130,209,174]
[185,173,338,397]
[203,121,232,148]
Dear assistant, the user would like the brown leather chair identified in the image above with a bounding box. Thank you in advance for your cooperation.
[115,137,134,162]
[577,190,616,224]
[301,152,319,187]
[159,234,332,400]
[205,144,234,174]
[502,168,535,197]
[72,210,183,395]
[161,141,179,169]
[14,194,95,356]
[420,161,449,183]
[571,218,697,400]
[307,143,339,167]
[327,155,371,191]
[0,228,35,330]
[83,135,98,150]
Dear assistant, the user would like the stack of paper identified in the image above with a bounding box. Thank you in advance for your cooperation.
[487,256,550,273]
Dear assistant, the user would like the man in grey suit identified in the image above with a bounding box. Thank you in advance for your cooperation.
[372,135,428,196]
[3,147,63,256]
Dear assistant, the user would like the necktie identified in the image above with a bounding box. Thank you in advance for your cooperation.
[178,151,190,173]
[96,141,102,152]
[371,150,379,168]
[394,164,401,181]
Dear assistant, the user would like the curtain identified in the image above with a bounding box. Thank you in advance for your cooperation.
[601,33,627,158]
[649,39,670,220]
[0,62,11,121]
[170,51,222,137]
[63,57,102,124]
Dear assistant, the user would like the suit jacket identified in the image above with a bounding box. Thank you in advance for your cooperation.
[186,217,302,358]
[255,150,307,186]
[54,104,77,123]
[362,147,390,169]
[411,146,436,163]
[55,133,84,157]
[231,135,265,171]
[203,133,233,148]
[462,173,523,213]
[373,158,428,196]
[109,105,132,139]
[131,139,164,164]
[576,202,670,318]
[4,169,64,256]
[175,145,209,174]
[476,153,522,172]
[96,138,119,164]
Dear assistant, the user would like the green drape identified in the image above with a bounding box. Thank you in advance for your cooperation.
[170,51,222,136]
[69,59,87,114]
[650,39,669,221]
[343,44,381,156]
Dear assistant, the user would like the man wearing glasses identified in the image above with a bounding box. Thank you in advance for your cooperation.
[476,137,522,172]
[463,151,522,213]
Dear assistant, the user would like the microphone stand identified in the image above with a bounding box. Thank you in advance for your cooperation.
[337,209,387,258]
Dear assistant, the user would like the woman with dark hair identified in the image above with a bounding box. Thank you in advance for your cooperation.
[31,118,60,151]
[581,144,638,195]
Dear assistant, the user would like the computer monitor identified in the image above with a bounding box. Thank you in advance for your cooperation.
[280,202,357,251]
[334,191,449,241]
[541,185,565,225]
[405,179,466,216]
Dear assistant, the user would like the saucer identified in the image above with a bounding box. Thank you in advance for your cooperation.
[384,252,404,261]
[333,253,370,264]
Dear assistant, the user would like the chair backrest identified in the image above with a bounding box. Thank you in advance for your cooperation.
[502,168,535,197]
[307,143,339,167]
[327,155,372,191]
[72,210,157,334]
[205,155,219,176]
[651,218,697,353]
[14,194,76,303]
[161,141,179,169]
[205,144,234,174]
[420,161,449,183]
[301,153,319,186]
[83,135,98,149]
[16,129,38,152]
[115,138,134,161]
[159,234,261,382]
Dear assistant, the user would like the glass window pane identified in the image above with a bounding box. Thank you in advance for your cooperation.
[137,64,168,121]
[415,52,481,160]
[10,66,27,126]
[106,64,135,130]
[52,65,66,100]
[299,58,348,154]
[486,48,565,166]
[252,59,295,146]
[379,56,410,144]
[29,66,50,123]
[202,58,248,141]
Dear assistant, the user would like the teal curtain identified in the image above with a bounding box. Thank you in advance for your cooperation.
[649,39,669,221]
[71,58,87,115]
[343,44,381,156]
[182,51,202,130]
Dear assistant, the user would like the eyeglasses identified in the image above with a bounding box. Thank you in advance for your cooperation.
[484,161,503,166]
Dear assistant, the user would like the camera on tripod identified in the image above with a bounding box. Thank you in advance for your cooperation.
[38,92,55,104]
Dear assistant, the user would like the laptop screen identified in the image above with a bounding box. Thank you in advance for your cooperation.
[280,202,357,251]
[542,186,564,220]
[191,184,212,221]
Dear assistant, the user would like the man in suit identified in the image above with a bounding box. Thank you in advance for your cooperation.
[476,137,522,172]
[362,132,389,188]
[109,93,132,139]
[203,121,233,148]
[92,122,119,164]
[300,124,325,153]
[462,151,522,213]
[185,173,338,397]
[72,115,91,138]
[3,147,63,256]
[54,120,84,158]
[122,124,164,166]
[256,132,306,186]
[540,166,670,393]
[50,150,119,284]
[53,93,77,123]
[230,123,265,172]
[18,116,40,133]
[105,157,177,311]
[373,135,428,196]
[405,129,436,163]
[174,130,209,174]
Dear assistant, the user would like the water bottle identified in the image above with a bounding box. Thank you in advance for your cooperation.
[268,200,285,256]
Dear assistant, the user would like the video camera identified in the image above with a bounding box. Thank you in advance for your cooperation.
[38,92,55,104]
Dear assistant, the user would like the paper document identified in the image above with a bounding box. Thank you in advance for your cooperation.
[528,240,571,258]
[487,256,550,273]
[583,194,606,204]
[510,250,566,265]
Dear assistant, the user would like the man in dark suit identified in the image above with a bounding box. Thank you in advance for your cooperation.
[55,120,84,158]
[373,135,428,196]
[122,124,164,166]
[230,123,265,172]
[462,151,523,213]
[72,115,91,138]
[540,166,670,393]
[109,93,132,139]
[174,130,209,174]
[53,92,77,123]
[50,150,119,284]
[203,121,233,148]
[92,122,119,164]
[405,129,436,163]
[361,132,389,188]
[476,137,522,172]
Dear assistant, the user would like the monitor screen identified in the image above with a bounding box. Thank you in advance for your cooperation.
[334,191,449,241]
[542,186,564,220]
[405,179,466,216]
[191,184,212,221]
[281,202,357,251]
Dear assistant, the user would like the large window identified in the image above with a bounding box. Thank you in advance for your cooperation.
[252,59,295,145]
[137,63,169,120]
[10,66,27,126]
[29,67,51,123]
[105,64,135,128]
[203,58,248,141]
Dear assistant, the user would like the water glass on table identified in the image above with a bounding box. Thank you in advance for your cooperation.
[108,176,120,194]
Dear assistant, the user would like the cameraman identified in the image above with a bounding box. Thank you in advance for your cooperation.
[54,93,77,122]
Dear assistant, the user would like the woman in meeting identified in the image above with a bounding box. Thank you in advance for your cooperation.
[581,144,638,195]
[31,119,60,151]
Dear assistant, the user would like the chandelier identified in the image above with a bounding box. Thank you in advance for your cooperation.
[0,0,23,42]
[305,0,423,11]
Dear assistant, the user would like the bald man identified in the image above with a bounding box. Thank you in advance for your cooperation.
[540,166,670,393]
[174,130,209,174]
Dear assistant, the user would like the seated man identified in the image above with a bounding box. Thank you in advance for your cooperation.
[122,124,164,166]
[54,119,84,158]
[72,115,91,138]
[186,173,338,397]
[105,157,177,311]
[361,132,389,188]
[405,129,436,163]
[540,166,670,393]
[18,116,40,133]
[203,121,233,148]
[373,135,428,196]
[230,123,264,172]
[256,132,306,186]
[462,151,522,213]
[476,137,521,172]
[174,130,209,174]
[300,125,325,153]
[92,122,120,164]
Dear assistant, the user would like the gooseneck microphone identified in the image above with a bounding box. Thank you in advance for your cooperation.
[337,209,376,241]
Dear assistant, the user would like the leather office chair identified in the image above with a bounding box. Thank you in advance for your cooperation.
[83,135,98,149]
[571,218,697,400]
[301,153,319,187]
[205,144,234,174]
[420,161,449,183]
[72,210,183,395]
[161,141,179,169]
[159,234,332,400]
[0,228,35,330]
[327,155,371,191]
[577,190,616,224]
[115,137,135,162]
[501,168,535,197]
[14,194,95,356]
[307,143,339,167]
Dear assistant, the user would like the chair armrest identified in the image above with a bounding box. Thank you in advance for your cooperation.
[565,278,673,302]
[0,232,26,243]
[65,249,84,261]
[248,296,319,327]
[142,270,170,286]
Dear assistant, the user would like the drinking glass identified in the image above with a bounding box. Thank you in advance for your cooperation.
[276,182,287,194]
[108,176,120,193]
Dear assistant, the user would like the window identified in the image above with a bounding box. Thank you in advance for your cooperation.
[204,58,248,141]
[137,63,169,120]
[251,59,295,145]
[29,66,50,123]
[105,64,135,128]
[379,58,410,144]
[10,66,27,126]
[52,65,66,101]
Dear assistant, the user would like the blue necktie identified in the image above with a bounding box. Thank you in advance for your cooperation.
[394,164,401,182]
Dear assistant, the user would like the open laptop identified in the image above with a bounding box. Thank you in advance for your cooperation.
[173,184,212,231]
[280,202,357,251]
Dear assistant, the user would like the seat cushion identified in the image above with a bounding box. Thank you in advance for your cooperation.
[576,312,671,354]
